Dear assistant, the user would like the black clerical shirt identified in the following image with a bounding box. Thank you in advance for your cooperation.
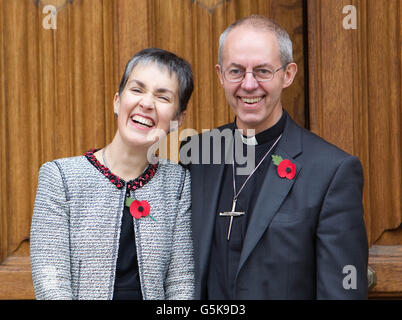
[207,111,287,299]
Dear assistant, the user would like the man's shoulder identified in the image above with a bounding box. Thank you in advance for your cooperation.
[283,114,361,171]
[287,122,362,178]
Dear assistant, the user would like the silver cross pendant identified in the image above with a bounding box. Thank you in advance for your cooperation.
[219,199,245,240]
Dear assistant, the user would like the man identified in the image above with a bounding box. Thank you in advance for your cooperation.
[180,15,368,299]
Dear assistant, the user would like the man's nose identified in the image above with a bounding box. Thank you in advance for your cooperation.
[241,72,259,91]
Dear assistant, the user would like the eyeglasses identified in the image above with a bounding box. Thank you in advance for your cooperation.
[222,65,286,82]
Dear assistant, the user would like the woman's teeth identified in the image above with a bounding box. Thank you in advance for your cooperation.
[131,115,154,127]
[241,97,263,104]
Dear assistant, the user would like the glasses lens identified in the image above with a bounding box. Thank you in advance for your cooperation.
[223,67,280,82]
[224,68,244,82]
[254,68,274,81]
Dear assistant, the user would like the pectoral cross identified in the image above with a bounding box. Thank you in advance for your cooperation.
[219,199,245,240]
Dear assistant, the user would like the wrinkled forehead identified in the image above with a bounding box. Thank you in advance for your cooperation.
[126,61,179,92]
[123,61,179,98]
[222,26,281,67]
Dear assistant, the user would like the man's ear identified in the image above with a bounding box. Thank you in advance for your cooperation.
[113,92,120,116]
[282,62,297,89]
[216,64,224,86]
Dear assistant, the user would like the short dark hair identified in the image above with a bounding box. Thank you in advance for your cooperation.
[118,48,194,114]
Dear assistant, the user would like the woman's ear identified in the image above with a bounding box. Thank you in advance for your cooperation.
[170,111,187,132]
[113,92,120,116]
[177,111,186,128]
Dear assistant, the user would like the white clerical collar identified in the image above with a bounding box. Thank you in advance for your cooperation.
[239,134,258,146]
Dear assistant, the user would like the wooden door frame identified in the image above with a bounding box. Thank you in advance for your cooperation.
[307,0,402,298]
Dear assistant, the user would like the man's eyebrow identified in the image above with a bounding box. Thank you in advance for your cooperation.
[254,63,273,69]
[228,63,245,69]
[228,62,274,69]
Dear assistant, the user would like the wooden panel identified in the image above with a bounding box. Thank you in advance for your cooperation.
[0,0,110,300]
[308,0,402,297]
[0,0,6,280]
[69,0,107,153]
[364,0,401,245]
[308,0,401,246]
[0,242,33,299]
[0,0,305,299]
[369,246,402,299]
[0,0,40,265]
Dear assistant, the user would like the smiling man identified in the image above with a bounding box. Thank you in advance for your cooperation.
[181,15,368,299]
[216,24,294,134]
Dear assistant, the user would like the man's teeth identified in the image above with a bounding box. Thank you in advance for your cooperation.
[241,97,263,104]
[131,115,154,127]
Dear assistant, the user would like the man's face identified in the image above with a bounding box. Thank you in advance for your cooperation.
[217,26,297,134]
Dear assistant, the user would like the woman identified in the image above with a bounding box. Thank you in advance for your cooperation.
[30,48,194,300]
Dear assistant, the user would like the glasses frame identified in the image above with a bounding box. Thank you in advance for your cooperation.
[222,65,286,83]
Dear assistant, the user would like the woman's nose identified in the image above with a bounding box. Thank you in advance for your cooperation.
[139,95,155,110]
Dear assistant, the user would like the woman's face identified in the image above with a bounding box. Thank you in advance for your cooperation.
[114,62,185,148]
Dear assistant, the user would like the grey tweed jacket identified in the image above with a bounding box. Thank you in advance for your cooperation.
[30,155,194,300]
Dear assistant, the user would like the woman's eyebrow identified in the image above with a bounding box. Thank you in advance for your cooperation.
[127,79,146,88]
[127,80,174,95]
[155,88,175,95]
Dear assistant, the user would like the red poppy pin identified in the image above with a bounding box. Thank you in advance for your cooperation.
[272,155,296,180]
[125,198,157,221]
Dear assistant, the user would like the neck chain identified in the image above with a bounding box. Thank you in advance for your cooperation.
[232,133,282,201]
[219,132,282,241]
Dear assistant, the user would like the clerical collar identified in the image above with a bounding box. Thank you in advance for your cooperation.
[233,110,287,145]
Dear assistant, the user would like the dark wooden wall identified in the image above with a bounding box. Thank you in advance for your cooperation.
[307,0,402,298]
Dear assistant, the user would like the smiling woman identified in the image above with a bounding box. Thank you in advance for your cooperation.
[29,48,195,300]
[111,62,183,152]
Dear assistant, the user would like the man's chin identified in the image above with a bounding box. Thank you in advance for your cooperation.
[235,115,263,130]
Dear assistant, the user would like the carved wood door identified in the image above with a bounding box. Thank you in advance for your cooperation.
[0,0,306,299]
[307,0,402,298]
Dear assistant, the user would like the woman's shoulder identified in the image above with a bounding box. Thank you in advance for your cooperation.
[39,155,89,177]
[156,158,191,192]
[156,159,191,201]
[41,155,86,168]
[157,158,190,176]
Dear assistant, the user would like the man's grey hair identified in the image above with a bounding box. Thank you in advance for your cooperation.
[218,15,293,68]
